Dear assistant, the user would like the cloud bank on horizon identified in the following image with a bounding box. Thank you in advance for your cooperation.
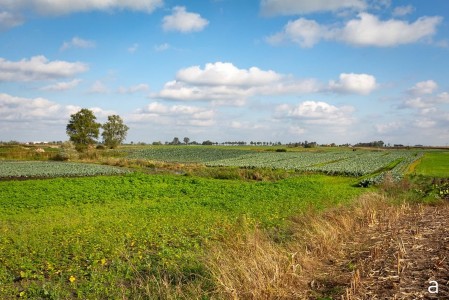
[0,0,448,145]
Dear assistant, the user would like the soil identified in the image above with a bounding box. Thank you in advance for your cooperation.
[342,202,449,299]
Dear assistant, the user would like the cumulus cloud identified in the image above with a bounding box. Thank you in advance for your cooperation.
[155,62,375,105]
[154,62,322,105]
[60,37,95,51]
[0,11,23,30]
[408,80,438,96]
[400,80,448,113]
[338,13,442,47]
[0,0,163,16]
[275,101,355,126]
[130,102,215,127]
[177,62,282,87]
[329,73,377,95]
[0,56,88,82]
[162,6,209,33]
[41,79,82,91]
[260,0,366,16]
[267,13,442,48]
[0,93,79,121]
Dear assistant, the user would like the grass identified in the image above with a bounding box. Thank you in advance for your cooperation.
[0,172,363,299]
[413,151,449,177]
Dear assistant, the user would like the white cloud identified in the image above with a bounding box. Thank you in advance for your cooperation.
[260,0,366,16]
[329,73,377,95]
[0,93,79,121]
[268,13,442,48]
[155,62,375,105]
[89,81,109,94]
[155,62,322,105]
[41,79,81,91]
[177,62,283,87]
[267,18,324,48]
[0,0,163,16]
[275,101,355,126]
[392,5,415,17]
[117,83,149,94]
[408,80,438,96]
[0,11,23,30]
[130,102,215,127]
[338,13,442,47]
[60,37,95,51]
[0,56,88,82]
[154,43,170,51]
[162,6,209,33]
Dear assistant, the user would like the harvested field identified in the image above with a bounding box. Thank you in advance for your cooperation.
[342,202,449,299]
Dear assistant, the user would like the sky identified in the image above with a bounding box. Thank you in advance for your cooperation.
[0,0,448,145]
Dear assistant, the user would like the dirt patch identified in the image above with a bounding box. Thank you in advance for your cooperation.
[343,202,449,299]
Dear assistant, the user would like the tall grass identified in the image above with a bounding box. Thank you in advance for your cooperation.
[203,191,416,299]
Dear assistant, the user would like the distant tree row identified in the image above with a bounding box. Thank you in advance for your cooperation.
[66,108,129,151]
[354,140,385,147]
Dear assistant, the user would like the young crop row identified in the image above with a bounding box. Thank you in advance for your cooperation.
[208,150,420,179]
[206,151,356,169]
[360,152,424,186]
[306,151,412,176]
[0,161,129,178]
[125,146,251,163]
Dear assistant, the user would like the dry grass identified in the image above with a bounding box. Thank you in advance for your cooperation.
[204,192,418,299]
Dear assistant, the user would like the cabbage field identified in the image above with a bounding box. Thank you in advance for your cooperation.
[124,146,422,180]
[0,161,129,178]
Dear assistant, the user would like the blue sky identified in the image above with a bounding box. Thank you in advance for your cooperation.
[1,0,448,145]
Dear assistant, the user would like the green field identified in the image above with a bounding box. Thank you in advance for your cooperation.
[0,146,445,298]
[414,151,449,177]
[0,172,362,299]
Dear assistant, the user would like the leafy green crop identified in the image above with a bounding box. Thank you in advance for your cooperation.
[0,172,362,299]
[0,161,129,178]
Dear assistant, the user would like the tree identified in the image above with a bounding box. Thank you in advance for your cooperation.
[183,137,190,145]
[101,115,129,149]
[66,108,101,151]
[171,137,180,145]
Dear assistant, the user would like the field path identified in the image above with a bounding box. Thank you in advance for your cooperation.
[345,202,449,299]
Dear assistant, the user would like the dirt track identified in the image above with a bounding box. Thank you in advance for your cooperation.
[344,202,449,299]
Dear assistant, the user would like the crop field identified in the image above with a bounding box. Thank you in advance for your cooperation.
[124,146,422,180]
[0,146,445,298]
[125,146,252,163]
[0,172,362,299]
[0,161,129,178]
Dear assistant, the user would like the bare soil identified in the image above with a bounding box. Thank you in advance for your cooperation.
[342,202,449,299]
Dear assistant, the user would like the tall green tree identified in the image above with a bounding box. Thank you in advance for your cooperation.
[101,115,129,149]
[66,108,101,151]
